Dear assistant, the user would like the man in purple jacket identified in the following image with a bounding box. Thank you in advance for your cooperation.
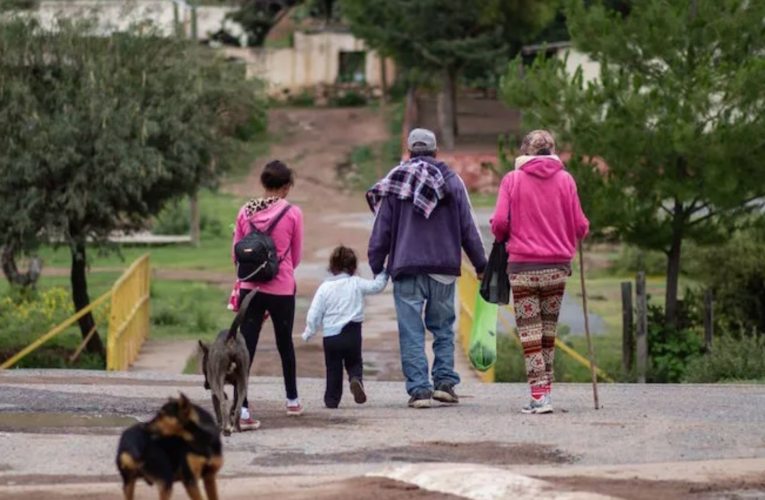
[367,128,487,408]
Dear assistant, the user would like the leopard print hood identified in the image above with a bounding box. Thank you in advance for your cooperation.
[243,196,281,218]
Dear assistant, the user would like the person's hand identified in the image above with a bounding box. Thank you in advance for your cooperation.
[476,272,485,281]
[301,331,311,342]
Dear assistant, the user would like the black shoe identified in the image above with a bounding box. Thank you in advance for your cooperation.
[324,398,340,409]
[408,389,433,409]
[350,378,367,404]
[433,383,459,404]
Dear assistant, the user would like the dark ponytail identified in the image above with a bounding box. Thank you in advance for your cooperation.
[329,246,358,275]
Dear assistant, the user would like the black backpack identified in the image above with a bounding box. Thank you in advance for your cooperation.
[234,204,292,283]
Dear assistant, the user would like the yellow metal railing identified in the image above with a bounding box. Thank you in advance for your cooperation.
[0,254,151,371]
[107,254,151,371]
[457,263,614,383]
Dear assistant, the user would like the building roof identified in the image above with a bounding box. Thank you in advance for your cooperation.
[521,40,573,55]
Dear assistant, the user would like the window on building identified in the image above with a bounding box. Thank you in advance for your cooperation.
[337,51,366,83]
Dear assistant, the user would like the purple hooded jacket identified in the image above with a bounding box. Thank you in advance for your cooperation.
[368,157,487,279]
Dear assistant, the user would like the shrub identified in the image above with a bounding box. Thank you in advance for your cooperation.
[640,294,705,383]
[0,287,72,344]
[686,228,765,337]
[330,90,367,107]
[153,200,190,236]
[612,245,666,276]
[288,90,315,107]
[684,334,765,383]
[153,198,227,239]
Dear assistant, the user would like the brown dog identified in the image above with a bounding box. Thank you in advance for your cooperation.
[116,393,223,500]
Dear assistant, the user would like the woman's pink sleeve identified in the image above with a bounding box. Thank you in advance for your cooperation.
[490,173,513,242]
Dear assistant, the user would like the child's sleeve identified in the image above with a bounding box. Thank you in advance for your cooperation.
[358,271,389,296]
[303,286,325,340]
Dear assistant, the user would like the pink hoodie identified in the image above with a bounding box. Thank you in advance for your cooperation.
[232,198,303,296]
[490,156,589,264]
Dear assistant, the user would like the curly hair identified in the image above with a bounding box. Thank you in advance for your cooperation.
[329,246,358,275]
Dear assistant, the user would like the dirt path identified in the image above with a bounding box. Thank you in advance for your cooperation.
[225,107,385,260]
[224,107,406,382]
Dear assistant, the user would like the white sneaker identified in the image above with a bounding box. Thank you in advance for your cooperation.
[521,395,553,414]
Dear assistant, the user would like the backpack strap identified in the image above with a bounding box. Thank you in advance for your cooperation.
[265,204,292,235]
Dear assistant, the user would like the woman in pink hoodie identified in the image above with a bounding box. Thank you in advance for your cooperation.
[490,130,589,415]
[232,160,304,428]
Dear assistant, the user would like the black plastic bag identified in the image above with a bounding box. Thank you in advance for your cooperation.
[480,241,511,305]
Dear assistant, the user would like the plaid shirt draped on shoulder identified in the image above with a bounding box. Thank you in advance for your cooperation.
[365,159,446,219]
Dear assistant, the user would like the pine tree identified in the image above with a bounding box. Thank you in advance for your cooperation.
[502,0,765,328]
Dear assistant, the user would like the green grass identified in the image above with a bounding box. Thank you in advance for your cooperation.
[36,189,246,272]
[0,273,232,369]
[470,192,498,209]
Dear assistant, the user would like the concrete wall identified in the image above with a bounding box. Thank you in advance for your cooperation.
[559,47,601,84]
[33,0,235,38]
[224,31,394,94]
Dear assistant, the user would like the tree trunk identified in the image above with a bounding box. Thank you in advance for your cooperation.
[190,190,200,247]
[450,68,459,137]
[70,240,105,356]
[1,245,42,289]
[438,67,456,150]
[664,200,684,330]
[379,56,388,111]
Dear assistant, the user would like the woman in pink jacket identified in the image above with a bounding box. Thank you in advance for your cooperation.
[490,130,589,415]
[233,160,304,428]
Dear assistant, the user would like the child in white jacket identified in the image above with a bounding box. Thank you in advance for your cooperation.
[302,246,388,408]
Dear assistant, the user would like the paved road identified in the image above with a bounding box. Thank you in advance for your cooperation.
[1,371,765,478]
[2,370,765,498]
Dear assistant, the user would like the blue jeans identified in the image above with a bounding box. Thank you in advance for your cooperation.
[393,275,460,395]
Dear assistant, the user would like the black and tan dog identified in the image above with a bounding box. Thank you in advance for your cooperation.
[116,394,223,500]
[198,291,254,435]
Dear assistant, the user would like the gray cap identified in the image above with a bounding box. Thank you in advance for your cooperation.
[407,128,437,153]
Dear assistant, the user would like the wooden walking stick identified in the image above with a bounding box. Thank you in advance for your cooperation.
[578,240,600,410]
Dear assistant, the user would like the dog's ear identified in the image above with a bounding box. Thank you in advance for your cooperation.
[198,341,209,354]
[178,392,191,418]
[177,392,200,425]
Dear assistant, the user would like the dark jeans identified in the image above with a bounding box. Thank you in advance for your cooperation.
[237,289,297,407]
[323,322,363,408]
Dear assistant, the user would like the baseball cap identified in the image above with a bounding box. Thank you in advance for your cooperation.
[407,128,437,153]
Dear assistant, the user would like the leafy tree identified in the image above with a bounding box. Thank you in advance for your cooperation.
[0,16,265,355]
[501,0,765,328]
[223,0,302,47]
[341,0,556,150]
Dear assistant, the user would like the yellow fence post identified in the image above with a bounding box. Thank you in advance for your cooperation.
[0,253,151,371]
[107,254,151,371]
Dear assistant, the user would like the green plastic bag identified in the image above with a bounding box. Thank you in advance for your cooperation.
[468,292,498,372]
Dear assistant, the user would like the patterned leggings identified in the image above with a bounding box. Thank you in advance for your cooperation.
[510,270,567,397]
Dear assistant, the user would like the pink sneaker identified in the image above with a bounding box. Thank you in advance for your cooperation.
[286,403,304,417]
[239,416,261,431]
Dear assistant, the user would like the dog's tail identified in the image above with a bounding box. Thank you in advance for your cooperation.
[227,290,256,342]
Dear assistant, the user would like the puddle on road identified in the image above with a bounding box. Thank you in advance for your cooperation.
[0,412,138,430]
